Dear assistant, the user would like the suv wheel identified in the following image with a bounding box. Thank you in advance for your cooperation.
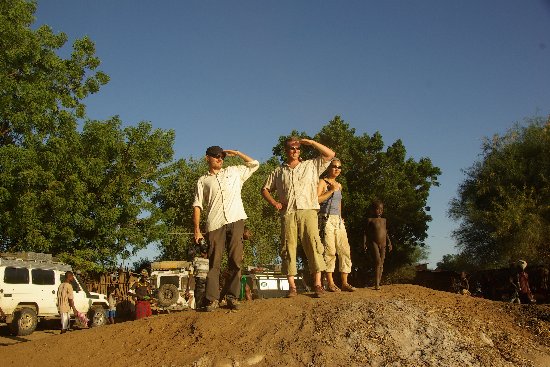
[157,284,179,307]
[88,306,107,327]
[9,307,38,336]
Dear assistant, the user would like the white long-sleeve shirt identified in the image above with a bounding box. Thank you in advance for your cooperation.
[193,160,259,232]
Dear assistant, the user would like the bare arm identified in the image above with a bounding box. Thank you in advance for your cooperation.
[317,179,334,203]
[262,187,283,210]
[387,232,392,252]
[68,298,77,313]
[300,139,335,161]
[224,149,254,163]
[193,206,203,243]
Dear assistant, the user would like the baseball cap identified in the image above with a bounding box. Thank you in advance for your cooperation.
[206,146,226,158]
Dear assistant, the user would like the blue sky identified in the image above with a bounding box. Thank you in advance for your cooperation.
[34,1,550,267]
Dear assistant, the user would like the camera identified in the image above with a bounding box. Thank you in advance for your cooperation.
[197,238,209,254]
[187,238,209,259]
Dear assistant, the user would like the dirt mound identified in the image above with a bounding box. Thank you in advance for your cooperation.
[1,285,549,366]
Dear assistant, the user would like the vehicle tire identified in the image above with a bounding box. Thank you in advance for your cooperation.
[88,306,107,327]
[157,284,179,307]
[9,307,38,336]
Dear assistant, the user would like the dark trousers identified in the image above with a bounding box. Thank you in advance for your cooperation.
[194,277,206,308]
[206,220,244,302]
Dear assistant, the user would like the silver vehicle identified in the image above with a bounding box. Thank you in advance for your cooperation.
[0,252,109,336]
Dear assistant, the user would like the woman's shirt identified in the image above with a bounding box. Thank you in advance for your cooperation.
[319,186,342,216]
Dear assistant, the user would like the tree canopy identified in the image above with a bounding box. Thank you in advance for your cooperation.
[448,116,550,269]
[158,116,440,283]
[271,117,439,282]
[0,0,174,271]
[1,1,441,278]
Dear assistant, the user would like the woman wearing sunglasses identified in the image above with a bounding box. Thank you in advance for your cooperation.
[317,158,356,292]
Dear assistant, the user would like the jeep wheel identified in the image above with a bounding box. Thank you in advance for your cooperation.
[157,283,179,307]
[9,308,38,336]
[88,306,107,327]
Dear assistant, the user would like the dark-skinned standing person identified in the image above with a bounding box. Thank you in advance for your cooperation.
[262,137,335,298]
[57,271,79,334]
[129,269,152,319]
[193,146,259,311]
[364,200,393,290]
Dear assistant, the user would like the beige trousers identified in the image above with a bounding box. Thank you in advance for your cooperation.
[281,210,327,276]
[322,215,352,273]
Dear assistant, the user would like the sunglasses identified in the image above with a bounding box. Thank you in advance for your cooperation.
[208,154,225,159]
[331,165,342,169]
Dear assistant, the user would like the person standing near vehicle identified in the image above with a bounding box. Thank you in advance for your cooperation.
[193,146,259,311]
[106,286,117,324]
[262,137,335,298]
[129,269,152,319]
[57,271,79,334]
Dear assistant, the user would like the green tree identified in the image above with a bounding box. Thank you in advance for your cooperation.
[239,157,281,267]
[448,116,550,268]
[0,1,174,271]
[1,0,109,146]
[436,253,473,272]
[154,157,208,261]
[271,116,440,284]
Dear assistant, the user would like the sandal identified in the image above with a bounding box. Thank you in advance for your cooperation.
[341,283,356,292]
[327,284,341,292]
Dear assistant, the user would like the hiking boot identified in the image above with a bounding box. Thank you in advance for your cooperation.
[286,287,298,298]
[205,300,219,312]
[226,297,242,310]
[313,285,325,298]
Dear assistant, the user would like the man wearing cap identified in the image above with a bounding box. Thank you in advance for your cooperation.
[261,137,335,298]
[193,146,259,311]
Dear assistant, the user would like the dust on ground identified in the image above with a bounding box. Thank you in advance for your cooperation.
[0,284,549,367]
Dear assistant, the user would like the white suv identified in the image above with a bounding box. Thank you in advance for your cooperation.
[150,260,194,310]
[0,252,109,336]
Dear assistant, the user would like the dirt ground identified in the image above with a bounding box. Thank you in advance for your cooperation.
[0,284,549,367]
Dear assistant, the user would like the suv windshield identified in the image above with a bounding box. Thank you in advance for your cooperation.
[75,273,91,295]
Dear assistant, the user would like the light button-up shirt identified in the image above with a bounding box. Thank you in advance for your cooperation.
[193,160,259,232]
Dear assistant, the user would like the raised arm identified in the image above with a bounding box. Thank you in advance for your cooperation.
[300,139,335,161]
[224,149,254,163]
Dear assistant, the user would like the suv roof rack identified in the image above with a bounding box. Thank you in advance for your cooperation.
[151,260,191,271]
[0,252,71,271]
